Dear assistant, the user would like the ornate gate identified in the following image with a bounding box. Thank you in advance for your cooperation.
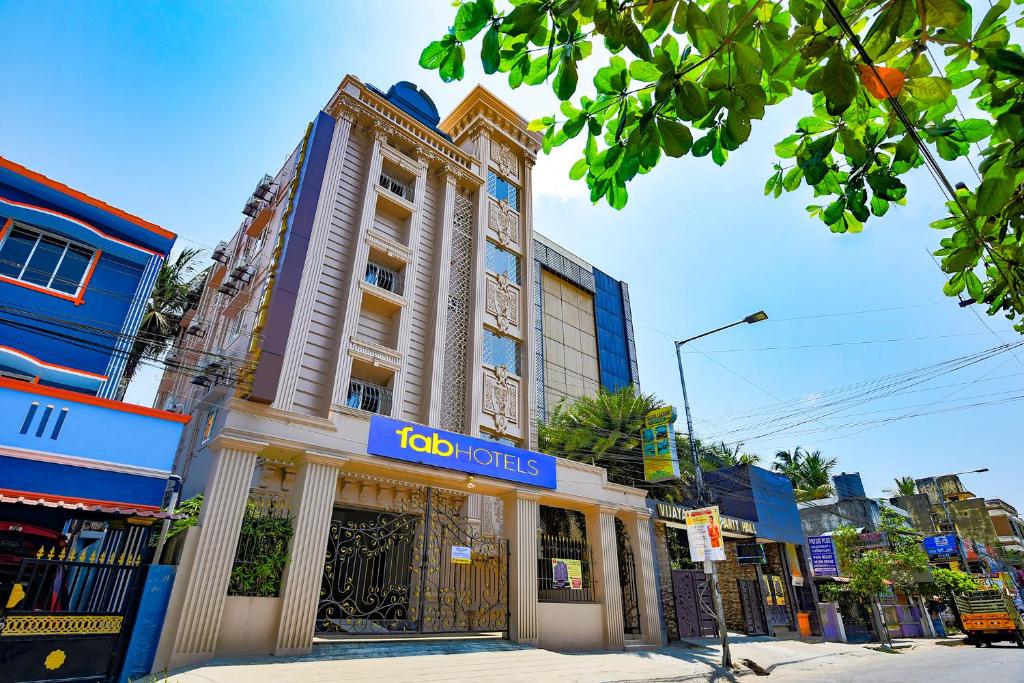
[0,551,143,682]
[614,518,641,636]
[316,488,509,636]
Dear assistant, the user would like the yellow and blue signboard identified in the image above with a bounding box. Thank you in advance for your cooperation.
[367,416,558,489]
[641,406,680,482]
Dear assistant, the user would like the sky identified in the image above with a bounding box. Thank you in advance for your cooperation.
[2,1,1020,503]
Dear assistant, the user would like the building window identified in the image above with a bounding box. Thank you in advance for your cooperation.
[487,171,519,211]
[0,224,95,296]
[479,430,519,447]
[485,241,520,284]
[347,378,393,415]
[365,261,403,295]
[379,170,413,201]
[483,329,521,375]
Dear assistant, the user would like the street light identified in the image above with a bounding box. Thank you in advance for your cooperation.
[674,311,767,669]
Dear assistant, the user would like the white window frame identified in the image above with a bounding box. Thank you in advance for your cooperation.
[0,221,96,298]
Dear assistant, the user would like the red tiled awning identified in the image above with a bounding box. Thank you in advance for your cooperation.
[0,491,174,519]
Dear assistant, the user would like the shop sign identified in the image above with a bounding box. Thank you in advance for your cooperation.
[367,416,557,489]
[807,535,839,577]
[450,546,472,564]
[655,502,756,536]
[686,506,726,562]
[641,406,680,482]
[923,534,959,560]
[551,558,583,589]
[857,532,889,550]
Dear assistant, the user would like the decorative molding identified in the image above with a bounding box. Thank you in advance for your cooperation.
[0,614,123,637]
[381,143,424,176]
[357,278,407,308]
[489,140,521,181]
[366,229,414,263]
[485,273,520,333]
[348,335,403,370]
[281,466,297,492]
[482,365,519,434]
[487,197,520,251]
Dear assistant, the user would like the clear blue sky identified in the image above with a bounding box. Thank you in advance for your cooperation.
[2,1,1020,503]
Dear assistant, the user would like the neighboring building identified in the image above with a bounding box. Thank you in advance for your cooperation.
[799,472,881,538]
[0,157,188,680]
[651,465,819,642]
[533,234,639,417]
[914,474,1003,566]
[987,499,1024,560]
[150,77,662,672]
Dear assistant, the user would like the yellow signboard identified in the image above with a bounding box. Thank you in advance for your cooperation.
[642,407,680,482]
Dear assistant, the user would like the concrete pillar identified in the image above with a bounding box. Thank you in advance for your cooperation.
[625,510,664,645]
[500,490,539,645]
[585,505,624,649]
[170,438,263,669]
[275,453,344,655]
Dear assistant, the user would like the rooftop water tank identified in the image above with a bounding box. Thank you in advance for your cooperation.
[834,472,866,499]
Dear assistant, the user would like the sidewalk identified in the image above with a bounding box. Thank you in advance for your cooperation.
[156,635,951,682]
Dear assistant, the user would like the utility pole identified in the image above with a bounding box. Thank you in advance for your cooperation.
[673,311,767,670]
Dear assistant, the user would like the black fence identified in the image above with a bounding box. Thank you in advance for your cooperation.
[228,493,293,597]
[537,534,595,603]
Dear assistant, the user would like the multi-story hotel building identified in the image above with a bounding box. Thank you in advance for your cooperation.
[151,77,658,671]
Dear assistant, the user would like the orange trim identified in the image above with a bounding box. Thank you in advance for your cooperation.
[0,217,12,241]
[0,487,163,513]
[30,377,40,384]
[0,156,176,241]
[74,248,102,306]
[0,345,106,381]
[0,376,192,423]
[0,274,78,303]
[0,196,162,257]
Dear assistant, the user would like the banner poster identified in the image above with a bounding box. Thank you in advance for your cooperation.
[685,506,726,562]
[450,546,471,564]
[807,535,839,577]
[551,558,583,589]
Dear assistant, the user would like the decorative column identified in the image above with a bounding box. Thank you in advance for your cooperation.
[170,438,264,669]
[275,453,344,655]
[500,490,539,646]
[625,510,664,645]
[586,505,624,649]
[426,168,458,424]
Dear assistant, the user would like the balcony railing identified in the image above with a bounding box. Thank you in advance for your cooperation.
[364,261,403,295]
[346,378,393,415]
[379,170,413,202]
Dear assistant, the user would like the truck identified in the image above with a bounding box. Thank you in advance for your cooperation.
[954,589,1024,648]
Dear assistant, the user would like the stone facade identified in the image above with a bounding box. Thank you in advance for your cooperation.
[716,540,760,632]
[652,522,679,641]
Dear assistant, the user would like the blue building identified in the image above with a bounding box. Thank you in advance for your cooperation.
[0,155,188,550]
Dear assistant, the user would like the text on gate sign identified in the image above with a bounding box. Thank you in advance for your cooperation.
[367,416,558,489]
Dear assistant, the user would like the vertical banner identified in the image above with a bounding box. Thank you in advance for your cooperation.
[807,535,839,577]
[642,406,680,482]
[685,506,726,562]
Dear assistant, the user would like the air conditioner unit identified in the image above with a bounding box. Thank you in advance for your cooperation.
[242,195,267,218]
[217,279,240,297]
[212,241,231,265]
[253,174,276,202]
[185,318,207,338]
[230,262,255,284]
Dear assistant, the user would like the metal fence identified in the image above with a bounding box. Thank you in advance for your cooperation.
[537,534,595,603]
[228,492,293,598]
[347,378,393,415]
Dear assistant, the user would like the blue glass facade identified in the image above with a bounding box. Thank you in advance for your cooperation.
[593,268,634,391]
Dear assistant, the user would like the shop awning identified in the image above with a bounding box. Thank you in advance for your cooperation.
[0,490,174,519]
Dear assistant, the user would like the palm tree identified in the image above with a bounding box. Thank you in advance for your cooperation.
[886,476,917,497]
[772,446,807,480]
[118,248,207,398]
[792,450,838,502]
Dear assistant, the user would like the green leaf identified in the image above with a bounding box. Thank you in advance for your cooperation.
[797,117,833,134]
[774,134,801,158]
[765,172,782,197]
[569,158,588,180]
[976,174,1014,215]
[692,131,715,157]
[620,15,654,61]
[725,112,752,145]
[420,37,454,69]
[657,119,693,157]
[863,0,916,60]
[923,0,970,30]
[943,272,966,296]
[951,119,993,143]
[438,42,466,83]
[554,53,579,99]
[965,270,984,301]
[822,53,857,115]
[984,48,1024,77]
[676,80,711,120]
[823,198,847,224]
[629,60,661,82]
[782,166,803,191]
[905,77,952,105]
[595,56,629,94]
[481,26,501,75]
[503,2,543,35]
[711,138,728,166]
[870,195,890,216]
[454,0,491,41]
[732,42,762,85]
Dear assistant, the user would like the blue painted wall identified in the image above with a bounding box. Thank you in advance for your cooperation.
[706,464,805,545]
[0,454,167,507]
[593,268,634,391]
[119,564,176,683]
[0,383,185,472]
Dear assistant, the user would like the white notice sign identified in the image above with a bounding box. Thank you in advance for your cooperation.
[451,545,472,564]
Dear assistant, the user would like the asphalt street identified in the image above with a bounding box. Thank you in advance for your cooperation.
[779,643,1024,682]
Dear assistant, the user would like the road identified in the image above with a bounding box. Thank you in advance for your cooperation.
[779,643,1024,682]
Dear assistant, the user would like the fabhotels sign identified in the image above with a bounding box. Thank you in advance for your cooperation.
[367,416,557,489]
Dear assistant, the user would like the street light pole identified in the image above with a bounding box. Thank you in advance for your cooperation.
[674,310,767,670]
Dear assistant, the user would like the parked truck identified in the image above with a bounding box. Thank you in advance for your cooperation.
[954,589,1024,647]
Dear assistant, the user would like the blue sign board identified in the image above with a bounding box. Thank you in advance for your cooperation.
[807,535,839,577]
[367,416,558,489]
[924,534,959,560]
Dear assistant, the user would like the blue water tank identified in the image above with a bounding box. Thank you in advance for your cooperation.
[834,472,866,499]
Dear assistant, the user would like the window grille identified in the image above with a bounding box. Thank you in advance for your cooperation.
[538,534,596,603]
[228,492,293,598]
[485,241,521,284]
[0,224,95,295]
[483,329,521,375]
[487,171,519,211]
[347,378,393,415]
[379,170,413,201]
[365,261,403,295]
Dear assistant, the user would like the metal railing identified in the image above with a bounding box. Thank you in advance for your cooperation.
[347,378,393,415]
[365,261,403,295]
[537,534,595,603]
[228,492,293,598]
[379,170,413,201]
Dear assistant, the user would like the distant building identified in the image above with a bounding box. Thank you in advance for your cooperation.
[987,499,1024,560]
[799,472,881,537]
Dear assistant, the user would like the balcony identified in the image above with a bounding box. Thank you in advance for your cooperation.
[378,169,413,203]
[346,377,393,416]
[364,261,403,296]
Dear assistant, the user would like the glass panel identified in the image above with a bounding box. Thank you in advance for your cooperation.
[22,235,65,286]
[51,244,92,294]
[486,241,520,284]
[486,171,519,211]
[483,329,521,375]
[0,227,37,278]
